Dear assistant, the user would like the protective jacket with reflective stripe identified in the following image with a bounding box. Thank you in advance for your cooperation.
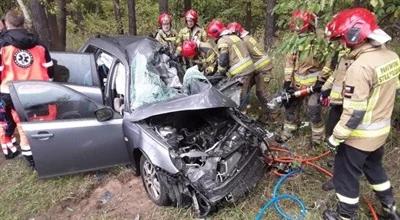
[322,54,354,105]
[176,26,207,53]
[154,29,177,52]
[284,39,334,87]
[217,34,255,77]
[333,42,400,151]
[0,44,50,93]
[242,35,272,72]
[192,42,217,75]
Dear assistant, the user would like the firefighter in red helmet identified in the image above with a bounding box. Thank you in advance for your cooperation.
[280,10,333,145]
[181,40,217,75]
[176,9,207,57]
[154,13,177,54]
[227,22,272,112]
[207,19,255,107]
[323,8,400,220]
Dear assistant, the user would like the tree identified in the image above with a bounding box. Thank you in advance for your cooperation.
[244,0,252,31]
[56,0,67,50]
[113,0,124,34]
[184,0,191,12]
[16,0,32,30]
[127,0,137,35]
[159,0,168,13]
[264,0,276,50]
[30,0,51,48]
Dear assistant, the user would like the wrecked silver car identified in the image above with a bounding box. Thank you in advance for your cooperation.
[9,36,271,216]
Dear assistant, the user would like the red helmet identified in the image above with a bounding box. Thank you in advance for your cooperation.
[289,10,316,33]
[227,22,244,35]
[181,40,197,58]
[325,8,379,47]
[158,13,172,27]
[207,19,225,39]
[185,9,198,24]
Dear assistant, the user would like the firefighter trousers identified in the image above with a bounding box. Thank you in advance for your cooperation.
[333,143,395,217]
[238,71,270,110]
[325,104,343,137]
[283,92,325,142]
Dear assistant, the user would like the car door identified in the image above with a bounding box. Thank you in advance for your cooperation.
[50,52,103,104]
[9,81,130,178]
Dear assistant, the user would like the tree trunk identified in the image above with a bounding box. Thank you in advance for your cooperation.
[184,0,191,12]
[264,0,276,50]
[244,0,252,32]
[47,12,62,50]
[30,0,51,48]
[159,0,168,13]
[56,0,66,50]
[127,0,137,35]
[16,0,33,30]
[353,0,364,6]
[113,0,124,34]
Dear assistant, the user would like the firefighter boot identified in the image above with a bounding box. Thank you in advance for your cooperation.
[322,178,335,191]
[311,122,325,147]
[380,203,400,220]
[323,209,356,220]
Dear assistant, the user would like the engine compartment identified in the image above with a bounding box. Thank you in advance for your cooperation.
[146,108,263,198]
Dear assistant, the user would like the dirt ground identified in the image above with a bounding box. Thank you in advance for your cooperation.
[36,171,157,220]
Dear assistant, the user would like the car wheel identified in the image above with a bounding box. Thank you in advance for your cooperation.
[140,154,170,206]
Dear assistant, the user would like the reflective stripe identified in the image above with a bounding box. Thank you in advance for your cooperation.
[42,60,54,68]
[249,37,258,45]
[322,66,331,73]
[334,124,353,138]
[351,125,390,138]
[343,99,368,111]
[312,125,325,133]
[164,37,176,41]
[218,43,228,48]
[228,57,253,77]
[229,35,240,43]
[371,181,391,191]
[21,150,32,156]
[20,145,31,151]
[356,119,391,130]
[294,72,319,86]
[363,86,380,124]
[336,193,359,204]
[255,56,271,70]
[330,91,342,99]
[206,52,216,62]
[284,123,297,131]
[232,45,243,59]
[327,76,334,84]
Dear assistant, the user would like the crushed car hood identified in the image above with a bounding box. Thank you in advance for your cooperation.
[128,86,236,122]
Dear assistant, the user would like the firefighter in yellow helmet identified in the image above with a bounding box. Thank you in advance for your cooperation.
[323,8,400,220]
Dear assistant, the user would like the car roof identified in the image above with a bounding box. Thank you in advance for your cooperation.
[83,36,160,64]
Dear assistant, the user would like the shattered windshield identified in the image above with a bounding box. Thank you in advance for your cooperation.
[128,39,210,109]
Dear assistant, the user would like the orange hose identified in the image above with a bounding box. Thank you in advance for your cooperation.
[266,145,378,220]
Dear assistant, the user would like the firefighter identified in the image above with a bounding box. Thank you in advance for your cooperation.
[323,8,400,220]
[206,19,255,107]
[227,22,272,111]
[0,10,53,167]
[175,9,207,57]
[281,10,332,145]
[181,40,217,75]
[154,13,177,55]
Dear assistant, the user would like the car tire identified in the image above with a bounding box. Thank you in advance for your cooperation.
[140,154,170,206]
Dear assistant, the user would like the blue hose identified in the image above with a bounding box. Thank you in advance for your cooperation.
[255,169,307,220]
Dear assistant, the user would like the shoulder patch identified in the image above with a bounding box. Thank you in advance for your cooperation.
[343,85,354,98]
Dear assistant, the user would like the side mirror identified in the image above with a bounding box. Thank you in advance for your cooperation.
[95,107,114,122]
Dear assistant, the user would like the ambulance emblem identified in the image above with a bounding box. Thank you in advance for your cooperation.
[13,49,33,68]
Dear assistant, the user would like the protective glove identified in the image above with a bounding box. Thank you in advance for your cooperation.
[320,89,331,107]
[327,135,344,153]
[313,80,325,93]
[283,81,295,94]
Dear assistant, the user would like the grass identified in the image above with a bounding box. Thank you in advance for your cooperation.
[0,36,399,220]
